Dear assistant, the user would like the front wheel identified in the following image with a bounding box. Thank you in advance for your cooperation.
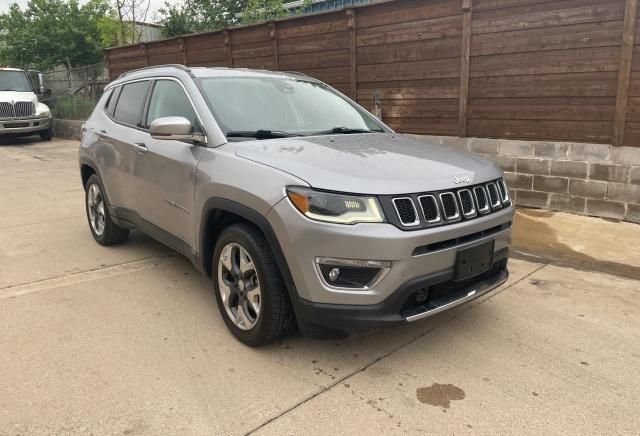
[213,224,295,346]
[39,127,52,141]
[85,174,129,245]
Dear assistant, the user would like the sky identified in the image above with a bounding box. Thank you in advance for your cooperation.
[0,0,172,20]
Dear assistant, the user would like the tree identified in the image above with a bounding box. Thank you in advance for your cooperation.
[0,0,114,70]
[158,0,250,38]
[114,0,152,43]
[242,0,288,24]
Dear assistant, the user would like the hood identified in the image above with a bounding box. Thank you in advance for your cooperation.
[234,133,502,195]
[0,91,37,104]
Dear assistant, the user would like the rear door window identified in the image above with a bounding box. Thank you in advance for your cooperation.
[105,86,121,116]
[113,81,149,126]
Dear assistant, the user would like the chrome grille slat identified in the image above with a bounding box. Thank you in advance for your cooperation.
[486,183,502,209]
[392,197,420,226]
[497,179,510,204]
[473,186,490,214]
[439,192,460,221]
[457,189,476,218]
[418,195,441,223]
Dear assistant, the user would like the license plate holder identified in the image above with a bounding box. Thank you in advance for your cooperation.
[455,240,494,281]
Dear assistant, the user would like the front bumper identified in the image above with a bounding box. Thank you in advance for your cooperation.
[0,117,51,135]
[293,257,508,337]
[267,197,514,337]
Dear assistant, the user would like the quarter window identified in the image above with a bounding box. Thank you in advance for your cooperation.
[113,81,149,126]
[105,86,121,116]
[146,80,197,129]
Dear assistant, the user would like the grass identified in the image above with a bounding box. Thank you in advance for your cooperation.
[50,94,97,120]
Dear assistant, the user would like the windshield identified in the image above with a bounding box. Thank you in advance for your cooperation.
[197,77,384,137]
[0,71,33,92]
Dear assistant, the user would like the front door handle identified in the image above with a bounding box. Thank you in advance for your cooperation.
[133,142,148,154]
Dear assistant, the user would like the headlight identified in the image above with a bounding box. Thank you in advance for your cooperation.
[35,103,51,118]
[286,187,385,224]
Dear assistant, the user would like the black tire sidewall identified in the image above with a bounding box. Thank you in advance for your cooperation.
[212,226,279,346]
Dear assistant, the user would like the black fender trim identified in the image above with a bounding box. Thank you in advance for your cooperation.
[199,198,300,303]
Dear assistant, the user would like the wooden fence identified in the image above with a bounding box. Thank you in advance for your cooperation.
[105,0,640,148]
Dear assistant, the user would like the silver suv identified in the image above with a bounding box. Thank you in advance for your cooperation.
[79,65,513,346]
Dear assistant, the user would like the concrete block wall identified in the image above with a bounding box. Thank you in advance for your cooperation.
[53,119,84,141]
[416,135,640,224]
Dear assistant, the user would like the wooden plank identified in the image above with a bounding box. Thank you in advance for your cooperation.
[469,72,619,98]
[356,14,462,47]
[459,0,472,137]
[146,40,182,55]
[295,66,351,83]
[357,0,460,30]
[357,37,461,65]
[276,11,347,39]
[279,49,350,70]
[382,99,459,118]
[614,0,639,145]
[383,116,459,135]
[231,56,275,69]
[186,47,229,64]
[468,118,612,142]
[469,97,615,121]
[472,0,625,35]
[269,22,278,70]
[357,78,460,100]
[347,9,357,99]
[231,41,273,60]
[470,46,622,78]
[277,31,350,55]
[230,24,272,45]
[358,57,460,82]
[148,53,183,65]
[472,20,623,57]
[185,33,226,50]
[474,0,560,12]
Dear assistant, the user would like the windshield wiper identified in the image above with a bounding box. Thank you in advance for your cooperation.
[309,127,380,135]
[226,130,300,139]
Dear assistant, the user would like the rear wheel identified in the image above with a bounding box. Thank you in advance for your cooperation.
[213,224,295,346]
[85,174,129,245]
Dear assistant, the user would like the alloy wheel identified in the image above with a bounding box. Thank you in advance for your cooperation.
[217,243,262,330]
[87,183,106,236]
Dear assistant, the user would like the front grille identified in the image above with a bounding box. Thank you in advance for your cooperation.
[392,197,419,226]
[386,178,509,230]
[0,101,35,119]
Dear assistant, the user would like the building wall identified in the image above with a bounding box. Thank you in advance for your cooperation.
[417,135,640,223]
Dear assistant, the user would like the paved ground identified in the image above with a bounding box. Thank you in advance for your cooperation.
[1,138,639,435]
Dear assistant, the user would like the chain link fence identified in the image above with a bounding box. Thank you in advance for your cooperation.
[43,62,108,120]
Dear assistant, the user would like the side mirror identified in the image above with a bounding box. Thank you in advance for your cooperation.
[149,116,205,143]
[37,73,46,95]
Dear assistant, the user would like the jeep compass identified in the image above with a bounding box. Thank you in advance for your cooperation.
[79,65,513,346]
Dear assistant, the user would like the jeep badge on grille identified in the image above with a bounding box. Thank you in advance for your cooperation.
[454,176,471,184]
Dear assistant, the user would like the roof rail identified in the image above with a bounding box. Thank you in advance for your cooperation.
[283,71,312,78]
[118,64,190,79]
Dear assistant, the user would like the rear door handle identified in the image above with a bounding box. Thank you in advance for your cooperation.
[133,142,148,154]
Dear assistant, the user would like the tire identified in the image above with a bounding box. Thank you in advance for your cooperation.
[212,223,295,346]
[39,127,52,141]
[84,174,129,245]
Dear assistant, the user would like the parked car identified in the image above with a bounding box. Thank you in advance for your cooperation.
[79,65,514,346]
[0,67,53,141]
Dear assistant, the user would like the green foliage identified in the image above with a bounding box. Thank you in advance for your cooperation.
[51,94,97,120]
[0,0,114,70]
[158,0,250,38]
[242,0,288,24]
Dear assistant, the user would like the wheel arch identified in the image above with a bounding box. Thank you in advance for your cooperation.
[199,198,299,302]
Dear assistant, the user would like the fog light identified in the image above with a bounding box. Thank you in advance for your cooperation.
[328,267,340,282]
[316,257,391,290]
